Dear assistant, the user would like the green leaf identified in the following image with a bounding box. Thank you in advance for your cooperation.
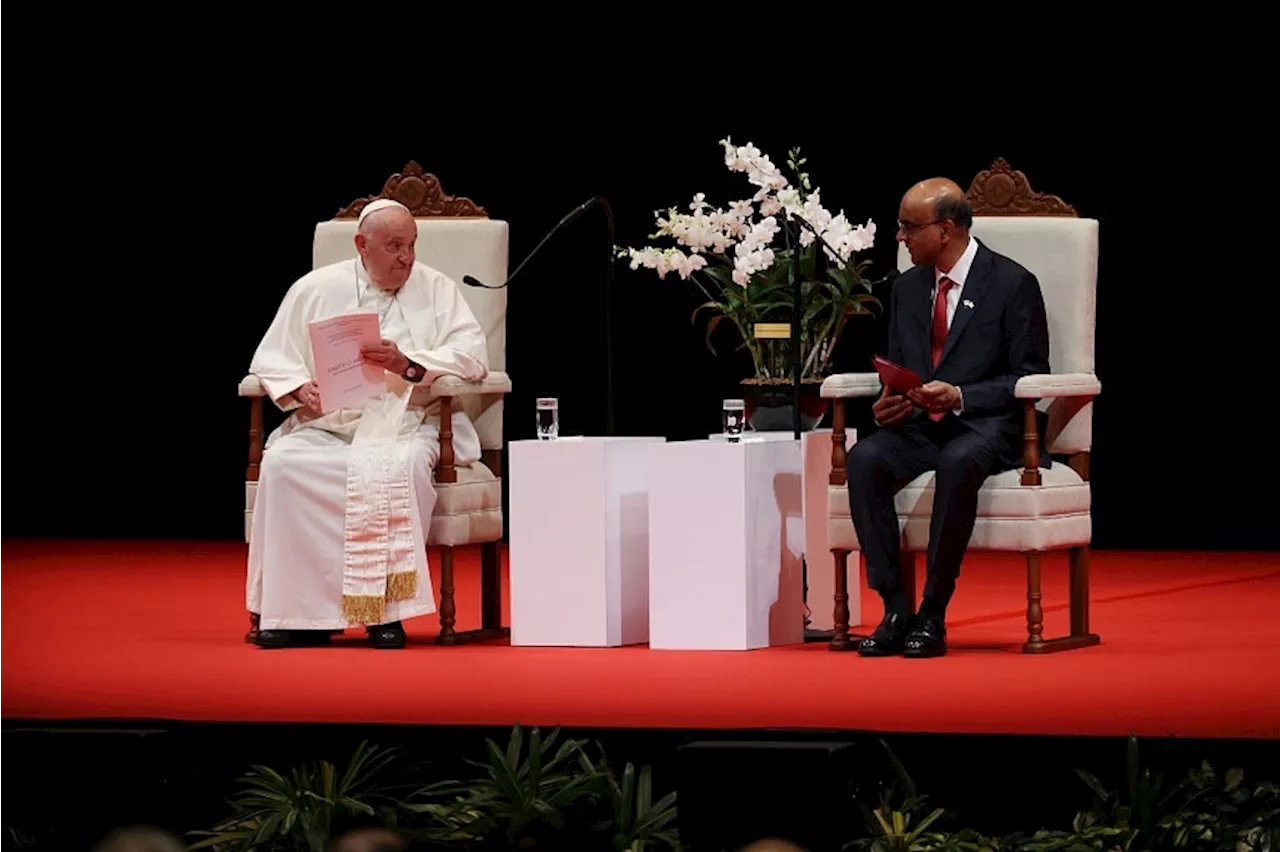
[801,240,818,281]
[528,727,544,794]
[702,264,736,289]
[1076,769,1112,803]
[618,763,637,833]
[1226,768,1245,792]
[486,738,526,805]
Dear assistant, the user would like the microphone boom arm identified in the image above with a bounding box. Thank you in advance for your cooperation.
[462,197,601,290]
[460,196,616,435]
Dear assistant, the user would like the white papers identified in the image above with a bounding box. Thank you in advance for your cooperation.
[308,312,384,413]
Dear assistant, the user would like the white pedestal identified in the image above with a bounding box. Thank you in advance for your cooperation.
[508,436,664,647]
[647,438,805,650]
[703,429,859,632]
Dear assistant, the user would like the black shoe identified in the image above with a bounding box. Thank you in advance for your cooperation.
[904,614,947,658]
[368,621,406,649]
[858,612,910,657]
[255,629,333,649]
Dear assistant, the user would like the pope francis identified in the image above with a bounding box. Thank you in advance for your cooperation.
[246,199,489,649]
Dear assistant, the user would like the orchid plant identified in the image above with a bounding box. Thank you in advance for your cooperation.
[618,139,882,383]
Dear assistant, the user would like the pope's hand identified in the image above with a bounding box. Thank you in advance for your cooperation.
[907,381,961,413]
[296,381,323,414]
[361,339,410,375]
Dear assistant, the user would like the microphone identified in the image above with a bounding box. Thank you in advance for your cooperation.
[462,197,603,290]
[460,196,617,436]
[866,268,900,289]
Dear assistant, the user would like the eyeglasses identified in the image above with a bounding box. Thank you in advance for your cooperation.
[897,219,942,236]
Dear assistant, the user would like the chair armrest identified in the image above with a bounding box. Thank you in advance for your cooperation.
[428,371,512,397]
[1015,373,1100,398]
[820,373,881,399]
[239,375,266,397]
[240,372,510,400]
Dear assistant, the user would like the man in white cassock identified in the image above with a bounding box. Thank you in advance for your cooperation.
[246,199,489,649]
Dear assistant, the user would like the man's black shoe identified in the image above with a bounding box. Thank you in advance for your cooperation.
[368,621,406,649]
[858,612,910,657]
[904,614,947,658]
[254,629,333,649]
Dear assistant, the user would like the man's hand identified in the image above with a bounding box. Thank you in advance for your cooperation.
[360,338,410,375]
[295,381,323,414]
[872,386,914,428]
[907,381,961,414]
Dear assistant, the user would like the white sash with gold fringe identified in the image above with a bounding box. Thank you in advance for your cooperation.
[341,386,418,624]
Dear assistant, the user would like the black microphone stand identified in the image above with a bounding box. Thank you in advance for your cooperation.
[784,210,880,643]
[462,197,616,436]
[780,212,804,441]
[601,198,615,437]
[780,211,823,641]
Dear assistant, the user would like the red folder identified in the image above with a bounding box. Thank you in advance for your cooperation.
[872,355,922,395]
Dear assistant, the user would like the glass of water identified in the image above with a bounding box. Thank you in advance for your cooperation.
[536,397,559,440]
[723,398,745,442]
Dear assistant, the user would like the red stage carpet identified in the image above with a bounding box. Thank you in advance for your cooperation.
[4,540,1279,739]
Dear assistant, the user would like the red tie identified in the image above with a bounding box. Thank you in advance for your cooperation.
[928,277,956,421]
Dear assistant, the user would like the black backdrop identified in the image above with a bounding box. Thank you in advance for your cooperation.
[4,129,1274,551]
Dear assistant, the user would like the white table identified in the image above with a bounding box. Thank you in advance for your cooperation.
[508,436,665,647]
[647,437,805,650]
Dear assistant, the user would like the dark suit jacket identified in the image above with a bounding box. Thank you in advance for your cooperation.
[886,239,1051,469]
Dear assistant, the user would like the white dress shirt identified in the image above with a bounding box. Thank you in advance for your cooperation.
[933,234,978,330]
[932,236,979,415]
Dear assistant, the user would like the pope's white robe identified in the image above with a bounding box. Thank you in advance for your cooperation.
[247,257,488,630]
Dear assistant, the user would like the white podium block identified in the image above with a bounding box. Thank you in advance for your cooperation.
[702,430,859,632]
[648,438,805,650]
[509,436,664,647]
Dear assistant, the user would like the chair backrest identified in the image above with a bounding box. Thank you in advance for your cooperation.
[311,162,509,451]
[895,159,1097,454]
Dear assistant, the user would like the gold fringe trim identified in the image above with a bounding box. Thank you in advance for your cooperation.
[342,594,386,625]
[386,570,417,601]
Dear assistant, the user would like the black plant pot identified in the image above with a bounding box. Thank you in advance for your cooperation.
[740,378,828,432]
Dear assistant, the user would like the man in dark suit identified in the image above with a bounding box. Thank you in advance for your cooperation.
[847,177,1050,658]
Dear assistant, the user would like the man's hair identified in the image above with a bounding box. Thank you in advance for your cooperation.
[933,194,973,230]
[326,827,407,852]
[92,826,185,852]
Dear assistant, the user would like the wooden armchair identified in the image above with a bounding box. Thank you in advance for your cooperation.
[239,162,511,645]
[821,159,1101,653]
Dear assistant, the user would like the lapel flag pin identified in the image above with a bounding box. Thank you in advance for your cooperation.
[963,299,975,309]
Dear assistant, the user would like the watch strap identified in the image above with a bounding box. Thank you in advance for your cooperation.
[402,360,425,383]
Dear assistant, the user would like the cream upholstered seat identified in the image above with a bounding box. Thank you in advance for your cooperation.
[238,163,511,645]
[821,159,1101,653]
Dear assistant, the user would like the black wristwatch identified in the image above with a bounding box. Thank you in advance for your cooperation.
[402,360,425,383]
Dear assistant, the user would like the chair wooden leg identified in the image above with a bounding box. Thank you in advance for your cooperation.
[829,550,854,651]
[1024,552,1044,647]
[1069,545,1093,638]
[433,543,511,646]
[434,546,458,645]
[1022,548,1102,653]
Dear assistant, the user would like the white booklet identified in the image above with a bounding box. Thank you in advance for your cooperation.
[308,312,385,413]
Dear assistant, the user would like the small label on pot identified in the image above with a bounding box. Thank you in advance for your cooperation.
[753,323,791,339]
